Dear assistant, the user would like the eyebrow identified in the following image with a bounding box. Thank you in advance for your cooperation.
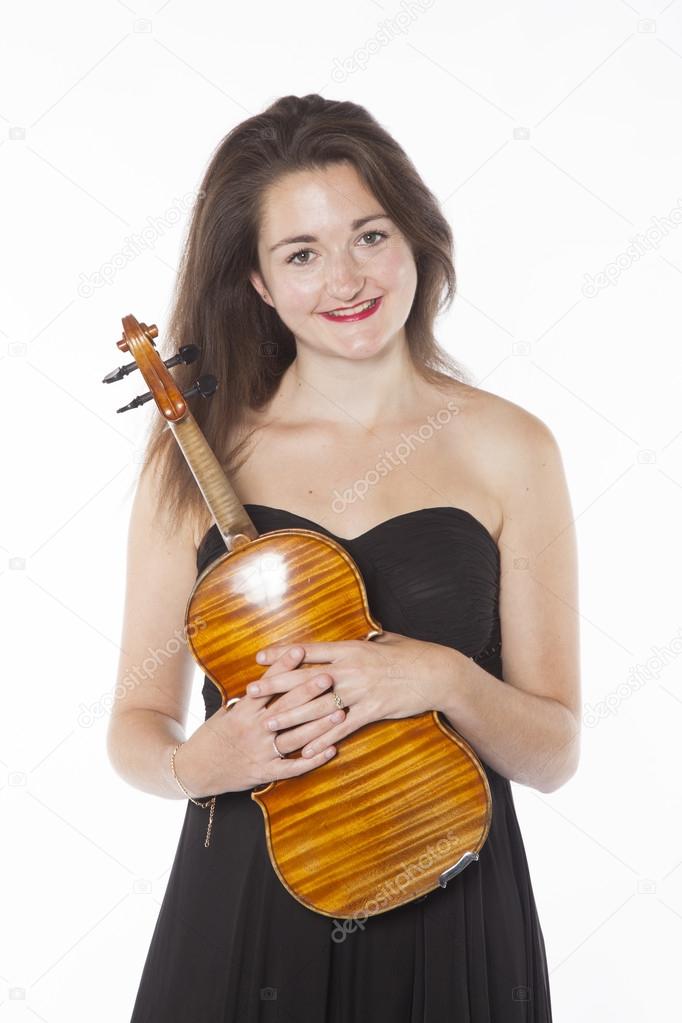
[268,213,391,253]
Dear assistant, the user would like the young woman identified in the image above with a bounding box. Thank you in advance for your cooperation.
[109,93,580,1022]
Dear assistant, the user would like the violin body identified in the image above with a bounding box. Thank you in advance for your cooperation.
[186,526,492,919]
[108,314,492,921]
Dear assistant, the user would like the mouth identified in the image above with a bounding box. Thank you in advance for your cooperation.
[319,296,382,322]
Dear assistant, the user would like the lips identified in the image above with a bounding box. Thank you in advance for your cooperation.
[319,296,382,323]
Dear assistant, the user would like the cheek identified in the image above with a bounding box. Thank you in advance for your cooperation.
[375,242,417,294]
[278,272,320,310]
[269,272,322,335]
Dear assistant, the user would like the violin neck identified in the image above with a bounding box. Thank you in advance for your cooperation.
[168,411,258,551]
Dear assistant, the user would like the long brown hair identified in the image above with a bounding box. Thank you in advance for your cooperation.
[137,93,471,542]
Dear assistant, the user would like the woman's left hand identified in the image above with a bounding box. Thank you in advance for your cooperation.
[247,631,452,758]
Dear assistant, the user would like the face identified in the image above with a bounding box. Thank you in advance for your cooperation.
[250,161,418,360]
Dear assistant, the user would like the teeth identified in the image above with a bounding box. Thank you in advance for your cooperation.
[326,298,377,317]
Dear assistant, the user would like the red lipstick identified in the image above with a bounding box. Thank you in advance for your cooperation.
[319,296,382,323]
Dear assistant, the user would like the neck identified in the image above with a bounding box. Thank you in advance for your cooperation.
[270,340,428,430]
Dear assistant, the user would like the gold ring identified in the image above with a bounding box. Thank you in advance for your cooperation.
[332,690,345,711]
[272,734,286,759]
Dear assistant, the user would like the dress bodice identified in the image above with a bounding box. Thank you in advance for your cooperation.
[196,503,503,720]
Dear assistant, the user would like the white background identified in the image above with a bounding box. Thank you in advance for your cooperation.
[2,1,681,1020]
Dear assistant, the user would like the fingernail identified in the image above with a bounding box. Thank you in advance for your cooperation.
[247,683,260,695]
[256,651,267,663]
[266,719,278,730]
[330,710,344,722]
[302,746,314,758]
[316,677,328,689]
[324,747,336,758]
[289,646,302,658]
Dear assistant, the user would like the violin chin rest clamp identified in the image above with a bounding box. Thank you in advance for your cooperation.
[438,851,479,887]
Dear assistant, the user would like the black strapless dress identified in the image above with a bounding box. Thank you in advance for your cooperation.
[129,504,553,1022]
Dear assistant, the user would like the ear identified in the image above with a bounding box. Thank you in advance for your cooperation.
[249,270,270,304]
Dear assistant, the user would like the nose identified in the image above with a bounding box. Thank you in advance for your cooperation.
[324,248,365,306]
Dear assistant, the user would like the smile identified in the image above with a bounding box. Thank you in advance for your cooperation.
[319,296,382,322]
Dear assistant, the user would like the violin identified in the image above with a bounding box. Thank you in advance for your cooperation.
[106,313,492,920]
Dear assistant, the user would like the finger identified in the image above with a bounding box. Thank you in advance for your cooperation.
[269,744,337,780]
[255,641,346,666]
[256,633,391,666]
[244,645,308,707]
[272,709,346,755]
[262,644,305,675]
[259,666,335,716]
[246,663,332,699]
[263,687,343,736]
[300,714,362,758]
[263,691,343,733]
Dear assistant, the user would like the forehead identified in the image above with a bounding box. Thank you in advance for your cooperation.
[259,163,380,235]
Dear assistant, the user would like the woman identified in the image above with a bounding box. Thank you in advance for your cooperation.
[108,93,580,1022]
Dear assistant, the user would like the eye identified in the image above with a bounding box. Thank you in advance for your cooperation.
[286,248,314,266]
[359,230,387,246]
[285,230,388,267]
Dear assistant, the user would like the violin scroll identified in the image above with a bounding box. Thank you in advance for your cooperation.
[103,313,214,421]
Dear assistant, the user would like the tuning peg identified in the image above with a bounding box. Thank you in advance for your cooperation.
[103,344,200,384]
[116,373,218,414]
[183,374,217,400]
[116,321,157,354]
[167,344,200,369]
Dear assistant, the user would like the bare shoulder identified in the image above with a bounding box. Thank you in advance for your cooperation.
[451,378,552,434]
[428,379,564,532]
[449,382,563,499]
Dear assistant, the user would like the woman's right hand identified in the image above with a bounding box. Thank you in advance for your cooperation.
[173,645,345,796]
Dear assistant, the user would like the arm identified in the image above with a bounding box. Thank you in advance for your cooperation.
[435,410,581,793]
[106,457,202,799]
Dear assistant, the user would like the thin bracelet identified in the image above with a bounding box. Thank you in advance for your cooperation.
[170,742,216,848]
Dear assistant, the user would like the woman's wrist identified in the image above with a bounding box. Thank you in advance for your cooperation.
[163,739,198,800]
[168,738,219,847]
[170,740,206,800]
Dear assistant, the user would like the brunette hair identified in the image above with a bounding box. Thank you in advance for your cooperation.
[136,93,471,541]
